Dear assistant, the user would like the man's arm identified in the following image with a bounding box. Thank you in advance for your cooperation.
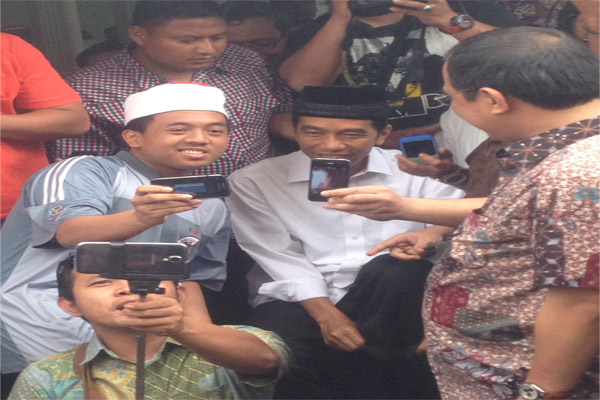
[321,185,485,227]
[55,185,202,248]
[268,112,296,141]
[122,294,285,376]
[279,0,352,91]
[523,287,599,395]
[391,0,497,41]
[1,102,90,141]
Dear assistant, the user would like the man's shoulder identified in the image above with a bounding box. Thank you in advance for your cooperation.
[542,134,599,177]
[66,53,135,95]
[229,152,300,182]
[22,346,78,379]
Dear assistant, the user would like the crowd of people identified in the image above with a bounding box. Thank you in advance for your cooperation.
[1,0,598,399]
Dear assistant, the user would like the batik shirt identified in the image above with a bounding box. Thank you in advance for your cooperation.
[50,44,291,176]
[423,117,599,399]
[9,326,290,400]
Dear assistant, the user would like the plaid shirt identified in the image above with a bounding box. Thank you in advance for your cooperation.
[50,44,291,176]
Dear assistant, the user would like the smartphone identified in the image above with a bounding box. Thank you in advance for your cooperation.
[398,135,439,165]
[308,158,350,202]
[75,242,189,281]
[151,175,229,198]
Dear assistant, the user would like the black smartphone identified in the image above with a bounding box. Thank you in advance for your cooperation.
[398,134,440,165]
[75,242,189,281]
[151,175,229,198]
[308,158,350,202]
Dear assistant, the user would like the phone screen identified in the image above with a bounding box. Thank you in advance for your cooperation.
[309,159,350,201]
[401,139,438,158]
[151,175,229,198]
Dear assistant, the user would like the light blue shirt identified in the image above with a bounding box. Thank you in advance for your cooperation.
[1,151,230,373]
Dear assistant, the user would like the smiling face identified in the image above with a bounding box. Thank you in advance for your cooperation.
[129,17,228,77]
[295,116,390,175]
[58,269,179,333]
[123,110,229,177]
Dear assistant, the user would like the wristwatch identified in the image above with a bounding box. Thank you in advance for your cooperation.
[442,15,475,34]
[518,383,570,400]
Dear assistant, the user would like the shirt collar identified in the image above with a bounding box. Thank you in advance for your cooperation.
[498,116,599,172]
[116,150,161,180]
[287,147,394,183]
[81,333,181,366]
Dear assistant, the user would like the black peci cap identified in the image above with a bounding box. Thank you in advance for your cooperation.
[292,85,390,120]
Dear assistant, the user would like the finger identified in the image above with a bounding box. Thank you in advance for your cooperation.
[389,249,421,260]
[136,184,175,195]
[367,235,408,255]
[321,186,389,198]
[438,147,454,160]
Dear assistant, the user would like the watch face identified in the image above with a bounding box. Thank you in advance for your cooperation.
[519,384,542,400]
[453,15,475,29]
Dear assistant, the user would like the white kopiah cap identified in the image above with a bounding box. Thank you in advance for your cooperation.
[123,82,228,124]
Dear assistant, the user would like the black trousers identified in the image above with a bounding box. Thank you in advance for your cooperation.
[249,255,440,399]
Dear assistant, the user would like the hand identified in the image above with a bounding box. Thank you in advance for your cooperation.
[131,185,203,227]
[380,123,441,149]
[322,186,405,221]
[390,0,459,28]
[318,313,365,352]
[331,0,353,22]
[122,296,185,336]
[396,148,456,178]
[368,228,446,259]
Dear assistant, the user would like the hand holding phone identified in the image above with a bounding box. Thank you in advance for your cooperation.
[150,175,230,199]
[309,158,350,202]
[398,135,439,165]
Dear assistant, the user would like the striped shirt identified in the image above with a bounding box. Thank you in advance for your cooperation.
[50,44,292,176]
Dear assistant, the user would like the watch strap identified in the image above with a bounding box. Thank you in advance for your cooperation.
[442,25,465,34]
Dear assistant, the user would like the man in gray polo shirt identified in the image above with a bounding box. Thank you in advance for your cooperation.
[1,83,231,379]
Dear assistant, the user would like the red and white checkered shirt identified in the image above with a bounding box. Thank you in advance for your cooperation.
[50,44,291,176]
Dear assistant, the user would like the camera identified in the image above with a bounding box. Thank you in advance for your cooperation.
[75,242,190,294]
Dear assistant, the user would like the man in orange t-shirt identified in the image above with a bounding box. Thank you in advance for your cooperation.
[1,33,90,220]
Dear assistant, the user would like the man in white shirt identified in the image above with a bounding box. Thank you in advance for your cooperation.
[225,85,464,399]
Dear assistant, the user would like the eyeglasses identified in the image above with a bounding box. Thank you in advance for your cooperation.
[434,93,453,106]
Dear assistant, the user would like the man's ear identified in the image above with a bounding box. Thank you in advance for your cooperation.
[58,297,83,318]
[122,129,142,149]
[478,87,510,115]
[374,124,393,146]
[128,26,148,46]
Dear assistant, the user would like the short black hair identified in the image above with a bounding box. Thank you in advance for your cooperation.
[131,0,222,28]
[124,115,155,133]
[57,254,76,301]
[220,1,292,33]
[446,26,599,110]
